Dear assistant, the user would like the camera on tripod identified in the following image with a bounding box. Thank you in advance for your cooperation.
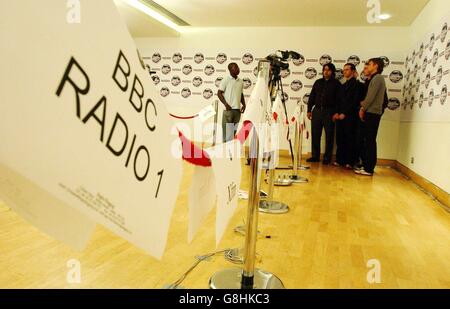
[265,50,301,80]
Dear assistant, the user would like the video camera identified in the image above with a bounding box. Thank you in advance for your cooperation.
[265,50,301,80]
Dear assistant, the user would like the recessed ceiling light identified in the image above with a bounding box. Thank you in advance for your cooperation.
[121,0,183,33]
[378,14,392,20]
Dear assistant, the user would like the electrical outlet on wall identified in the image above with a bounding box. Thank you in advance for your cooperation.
[411,157,415,164]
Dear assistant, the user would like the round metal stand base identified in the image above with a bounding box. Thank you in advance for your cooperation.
[209,268,285,289]
[259,200,289,214]
[274,175,293,186]
[289,175,309,183]
[224,248,244,264]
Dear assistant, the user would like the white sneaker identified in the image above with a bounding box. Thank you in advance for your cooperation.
[358,169,373,176]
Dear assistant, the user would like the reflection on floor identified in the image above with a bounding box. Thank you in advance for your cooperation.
[0,158,449,288]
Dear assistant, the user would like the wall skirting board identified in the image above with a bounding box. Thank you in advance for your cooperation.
[276,150,450,210]
[394,162,450,210]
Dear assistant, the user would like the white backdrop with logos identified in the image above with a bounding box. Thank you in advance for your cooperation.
[402,13,450,122]
[144,48,405,148]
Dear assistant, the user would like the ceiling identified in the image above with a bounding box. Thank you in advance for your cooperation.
[114,0,179,37]
[115,0,430,37]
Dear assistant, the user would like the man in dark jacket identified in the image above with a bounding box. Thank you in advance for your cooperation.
[307,63,341,164]
[334,63,364,168]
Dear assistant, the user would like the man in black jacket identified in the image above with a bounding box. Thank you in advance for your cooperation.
[307,63,341,164]
[334,63,364,168]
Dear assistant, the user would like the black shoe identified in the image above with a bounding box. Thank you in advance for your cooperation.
[322,159,330,165]
[306,157,320,163]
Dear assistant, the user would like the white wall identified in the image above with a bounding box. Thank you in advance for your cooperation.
[135,26,408,159]
[398,0,450,193]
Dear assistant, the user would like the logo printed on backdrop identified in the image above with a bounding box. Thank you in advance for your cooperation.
[389,70,403,83]
[172,53,182,64]
[419,43,424,58]
[205,64,215,76]
[171,76,181,87]
[182,64,193,75]
[243,78,252,90]
[302,93,310,104]
[441,23,448,42]
[387,97,401,110]
[253,66,258,77]
[432,49,439,67]
[347,55,361,66]
[282,92,289,102]
[152,75,160,85]
[290,80,303,92]
[152,52,161,63]
[419,92,424,108]
[429,33,436,51]
[410,95,415,109]
[161,64,171,74]
[305,67,317,79]
[203,88,213,100]
[193,76,203,87]
[437,66,443,85]
[425,72,431,88]
[292,54,305,66]
[216,53,227,64]
[194,53,205,64]
[412,50,416,63]
[242,53,254,65]
[407,82,412,95]
[429,89,435,106]
[441,84,448,104]
[422,57,428,72]
[215,77,223,88]
[181,87,191,98]
[319,54,332,66]
[335,68,344,81]
[160,87,170,97]
[403,98,408,110]
[445,41,450,60]
[380,56,390,68]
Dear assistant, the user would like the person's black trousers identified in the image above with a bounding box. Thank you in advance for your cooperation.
[335,116,357,166]
[311,107,335,161]
[362,112,381,173]
[355,118,366,166]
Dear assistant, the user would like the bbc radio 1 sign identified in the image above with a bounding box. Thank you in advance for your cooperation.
[0,1,182,258]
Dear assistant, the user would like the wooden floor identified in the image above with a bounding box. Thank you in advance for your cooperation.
[1,158,449,289]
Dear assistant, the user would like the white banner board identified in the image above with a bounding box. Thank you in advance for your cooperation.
[0,1,182,258]
[205,141,242,246]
